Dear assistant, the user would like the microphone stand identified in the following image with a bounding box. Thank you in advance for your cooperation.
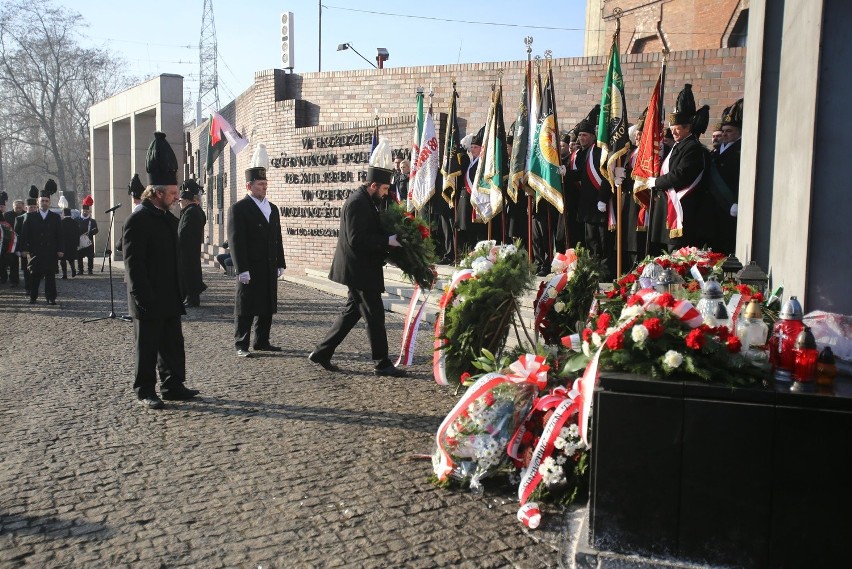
[83,204,131,323]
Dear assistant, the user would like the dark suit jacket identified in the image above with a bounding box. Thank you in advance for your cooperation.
[329,186,388,292]
[20,210,62,272]
[713,138,741,200]
[76,216,99,242]
[60,217,79,259]
[227,195,286,316]
[123,200,185,320]
[654,134,710,246]
[178,203,207,296]
[566,145,613,224]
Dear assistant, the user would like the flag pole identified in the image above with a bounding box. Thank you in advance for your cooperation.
[525,37,534,259]
[614,18,624,278]
[645,49,667,258]
[451,79,460,264]
[487,81,495,242]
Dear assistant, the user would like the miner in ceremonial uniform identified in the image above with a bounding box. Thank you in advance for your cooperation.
[124,132,199,409]
[565,108,615,279]
[76,195,99,275]
[15,193,38,293]
[116,174,146,254]
[620,110,646,266]
[20,180,63,304]
[309,139,406,377]
[456,128,486,253]
[227,144,286,358]
[646,84,712,251]
[178,179,207,307]
[713,98,743,253]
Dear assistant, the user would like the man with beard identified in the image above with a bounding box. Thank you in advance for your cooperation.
[20,180,63,304]
[76,195,99,275]
[309,141,405,377]
[124,132,199,409]
[228,145,287,358]
[178,179,207,307]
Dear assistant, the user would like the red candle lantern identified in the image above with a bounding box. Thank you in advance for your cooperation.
[791,326,818,389]
[770,296,805,384]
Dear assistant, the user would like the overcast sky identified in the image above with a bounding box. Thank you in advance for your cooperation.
[73,0,589,108]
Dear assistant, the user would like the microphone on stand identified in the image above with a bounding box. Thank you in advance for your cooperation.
[104,203,122,214]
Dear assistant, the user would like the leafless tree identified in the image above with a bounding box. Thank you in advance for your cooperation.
[0,0,134,202]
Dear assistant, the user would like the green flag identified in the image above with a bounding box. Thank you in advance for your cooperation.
[440,84,467,207]
[527,65,564,213]
[471,85,508,223]
[597,30,630,187]
[508,63,530,203]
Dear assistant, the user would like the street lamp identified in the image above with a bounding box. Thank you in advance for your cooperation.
[337,42,377,69]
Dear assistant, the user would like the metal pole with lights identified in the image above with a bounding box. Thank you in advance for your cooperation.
[337,43,377,68]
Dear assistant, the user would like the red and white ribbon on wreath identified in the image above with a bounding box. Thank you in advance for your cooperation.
[506,385,574,461]
[433,269,475,385]
[533,272,569,331]
[434,354,549,481]
[395,284,432,368]
[576,289,704,447]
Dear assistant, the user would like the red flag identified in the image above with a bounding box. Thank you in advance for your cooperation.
[631,72,663,230]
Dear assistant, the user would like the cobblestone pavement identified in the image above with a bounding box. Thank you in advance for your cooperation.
[0,265,568,568]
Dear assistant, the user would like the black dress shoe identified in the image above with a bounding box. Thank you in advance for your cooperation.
[28,298,36,304]
[308,352,340,372]
[236,348,252,358]
[184,300,200,307]
[375,363,406,377]
[253,344,282,352]
[137,395,165,409]
[161,387,200,401]
[47,299,57,305]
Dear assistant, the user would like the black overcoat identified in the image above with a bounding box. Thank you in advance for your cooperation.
[20,210,62,273]
[329,187,388,292]
[566,145,613,224]
[60,217,79,260]
[454,155,475,230]
[76,216,99,241]
[227,195,286,316]
[123,200,185,320]
[711,138,741,253]
[654,135,710,248]
[178,203,207,296]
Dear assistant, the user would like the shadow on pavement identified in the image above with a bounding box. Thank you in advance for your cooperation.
[0,512,113,540]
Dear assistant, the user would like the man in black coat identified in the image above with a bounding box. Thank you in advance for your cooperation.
[76,195,99,275]
[565,119,615,279]
[177,179,207,307]
[309,158,405,377]
[20,181,63,304]
[227,145,287,358]
[14,197,37,293]
[647,85,711,252]
[711,98,743,254]
[59,208,78,278]
[124,132,199,409]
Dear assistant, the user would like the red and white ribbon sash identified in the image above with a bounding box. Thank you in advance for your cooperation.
[506,385,571,461]
[433,269,475,385]
[434,354,549,481]
[660,150,704,238]
[533,272,569,331]
[395,285,431,368]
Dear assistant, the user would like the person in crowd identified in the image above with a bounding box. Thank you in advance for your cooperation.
[227,144,287,358]
[1,198,23,287]
[565,107,615,280]
[216,242,233,274]
[620,113,645,268]
[76,195,99,275]
[123,132,199,409]
[713,98,743,254]
[0,192,12,284]
[391,158,410,205]
[116,173,146,254]
[59,208,79,278]
[710,127,724,152]
[177,179,207,307]
[455,128,485,254]
[309,141,405,377]
[646,84,713,252]
[20,180,63,305]
[15,194,37,294]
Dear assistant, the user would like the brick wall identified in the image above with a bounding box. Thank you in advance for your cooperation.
[191,48,745,272]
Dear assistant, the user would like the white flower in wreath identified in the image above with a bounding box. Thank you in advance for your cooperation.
[566,269,576,282]
[475,240,496,252]
[498,243,518,259]
[664,350,684,368]
[582,341,591,357]
[554,436,567,450]
[591,332,602,348]
[621,305,644,321]
[556,454,567,466]
[470,256,494,276]
[566,424,579,438]
[631,324,650,345]
[554,301,566,313]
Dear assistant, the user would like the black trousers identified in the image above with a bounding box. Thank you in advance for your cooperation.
[29,269,57,301]
[585,222,615,281]
[234,313,273,350]
[133,316,186,397]
[60,258,77,278]
[532,206,556,272]
[0,251,15,283]
[77,245,94,273]
[313,288,389,363]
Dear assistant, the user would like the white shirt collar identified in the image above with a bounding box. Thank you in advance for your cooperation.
[249,194,271,222]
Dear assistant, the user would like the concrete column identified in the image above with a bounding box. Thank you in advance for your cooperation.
[90,126,110,242]
[109,119,131,258]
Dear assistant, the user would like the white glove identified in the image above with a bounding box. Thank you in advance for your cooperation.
[559,165,567,175]
[614,166,626,187]
[277,267,285,278]
[388,234,401,247]
[647,177,657,189]
[730,203,738,217]
[597,201,607,213]
[238,271,251,284]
